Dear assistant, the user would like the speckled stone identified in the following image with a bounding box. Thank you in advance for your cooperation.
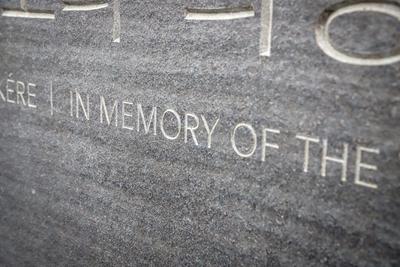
[0,0,399,266]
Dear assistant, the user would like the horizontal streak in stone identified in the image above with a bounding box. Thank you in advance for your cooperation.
[1,10,55,19]
[185,6,255,21]
[62,3,108,12]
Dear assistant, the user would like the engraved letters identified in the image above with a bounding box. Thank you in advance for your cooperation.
[0,80,389,190]
[0,76,37,109]
[315,1,400,66]
[1,1,399,65]
[1,0,55,20]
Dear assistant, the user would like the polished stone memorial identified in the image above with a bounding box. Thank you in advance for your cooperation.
[0,0,399,266]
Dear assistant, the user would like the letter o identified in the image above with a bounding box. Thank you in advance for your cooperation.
[160,109,181,140]
[315,1,400,66]
[231,123,257,158]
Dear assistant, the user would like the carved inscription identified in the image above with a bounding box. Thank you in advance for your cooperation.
[1,0,55,19]
[1,76,389,191]
[64,90,383,190]
[2,0,399,65]
[315,1,400,66]
[0,75,37,109]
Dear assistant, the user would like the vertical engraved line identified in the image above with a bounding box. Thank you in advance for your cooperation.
[70,90,73,117]
[20,0,27,11]
[260,0,273,57]
[50,82,53,116]
[113,0,121,43]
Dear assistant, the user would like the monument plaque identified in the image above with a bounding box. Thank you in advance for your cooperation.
[0,0,399,266]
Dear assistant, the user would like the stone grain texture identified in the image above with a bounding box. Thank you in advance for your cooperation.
[0,0,399,266]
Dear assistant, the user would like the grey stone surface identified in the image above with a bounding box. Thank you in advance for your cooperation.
[0,0,399,266]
